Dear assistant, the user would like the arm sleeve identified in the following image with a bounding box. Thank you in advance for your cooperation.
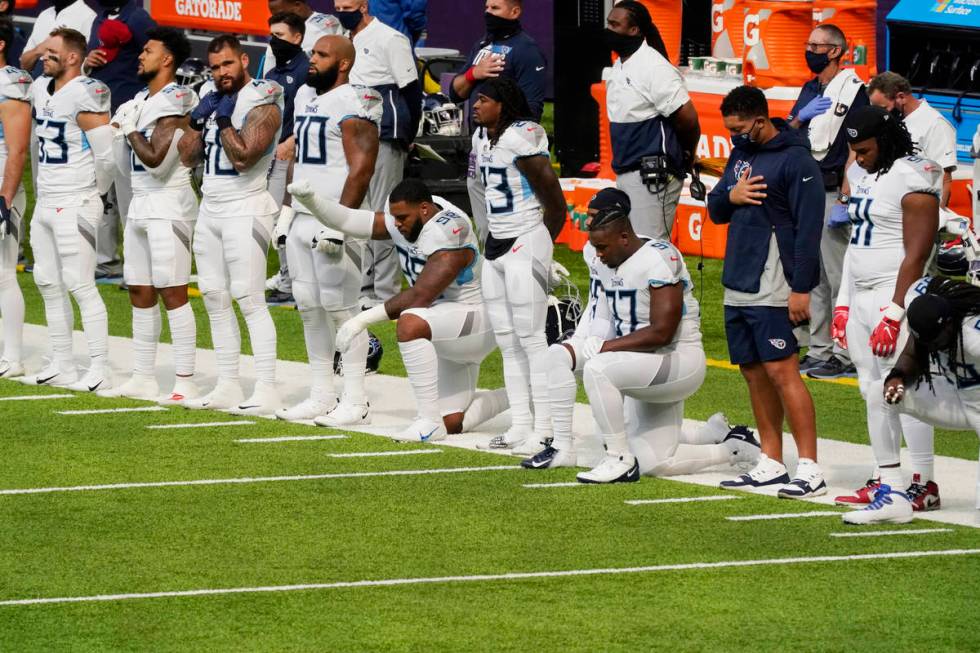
[787,157,826,293]
[86,124,117,195]
[706,161,737,224]
[403,80,423,141]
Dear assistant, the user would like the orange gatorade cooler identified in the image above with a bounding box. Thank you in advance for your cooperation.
[711,0,747,59]
[742,0,814,89]
[813,0,877,76]
[638,0,683,65]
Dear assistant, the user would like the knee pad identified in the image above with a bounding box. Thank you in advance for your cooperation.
[235,292,266,318]
[292,281,320,312]
[495,329,521,355]
[547,342,574,371]
[518,332,548,357]
[202,288,232,314]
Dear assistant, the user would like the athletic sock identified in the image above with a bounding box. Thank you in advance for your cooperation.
[399,338,442,422]
[520,333,551,433]
[498,333,533,429]
[902,415,935,483]
[0,273,25,362]
[203,291,241,382]
[545,344,577,450]
[462,388,509,432]
[132,305,161,377]
[604,431,630,458]
[300,307,336,403]
[71,283,108,367]
[37,283,74,368]
[880,466,905,493]
[331,309,367,405]
[238,296,276,385]
[167,303,197,378]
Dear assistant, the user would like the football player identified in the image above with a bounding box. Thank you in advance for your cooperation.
[471,77,567,454]
[271,35,379,426]
[0,18,31,379]
[844,275,980,524]
[23,28,115,391]
[289,177,509,441]
[177,35,284,415]
[100,27,199,404]
[832,106,942,515]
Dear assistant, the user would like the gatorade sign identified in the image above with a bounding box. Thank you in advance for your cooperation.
[711,3,725,33]
[151,1,271,36]
[743,13,760,46]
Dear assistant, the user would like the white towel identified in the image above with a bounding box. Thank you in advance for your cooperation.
[808,68,865,162]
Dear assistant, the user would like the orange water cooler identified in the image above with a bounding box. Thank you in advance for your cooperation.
[813,0,878,78]
[743,0,815,89]
[711,0,747,58]
[638,0,683,65]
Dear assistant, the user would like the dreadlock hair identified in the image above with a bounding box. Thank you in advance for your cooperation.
[613,1,669,60]
[914,276,980,391]
[873,113,916,177]
[482,77,532,147]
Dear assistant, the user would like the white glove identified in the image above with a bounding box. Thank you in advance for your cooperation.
[273,206,296,246]
[582,336,605,361]
[548,261,570,289]
[117,109,138,137]
[112,99,141,131]
[336,304,389,353]
[312,228,343,259]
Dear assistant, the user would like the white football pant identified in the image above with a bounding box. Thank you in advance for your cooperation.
[0,187,25,364]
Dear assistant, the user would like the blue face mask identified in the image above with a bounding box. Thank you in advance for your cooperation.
[731,120,760,149]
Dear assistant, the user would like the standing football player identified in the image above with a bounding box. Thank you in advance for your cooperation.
[177,35,284,415]
[289,177,509,441]
[272,35,378,426]
[0,18,31,379]
[832,106,942,515]
[100,27,199,403]
[23,28,115,391]
[471,77,567,453]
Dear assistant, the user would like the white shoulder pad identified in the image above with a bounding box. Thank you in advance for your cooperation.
[897,156,943,198]
[156,83,198,117]
[418,204,474,256]
[77,77,111,113]
[643,240,684,288]
[348,84,383,125]
[904,275,934,308]
[0,66,33,102]
[246,78,284,108]
[501,120,549,160]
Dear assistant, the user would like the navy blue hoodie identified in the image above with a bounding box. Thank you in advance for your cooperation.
[707,119,825,295]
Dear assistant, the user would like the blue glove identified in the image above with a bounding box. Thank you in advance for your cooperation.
[215,93,237,120]
[191,91,221,122]
[797,96,832,122]
[827,203,851,228]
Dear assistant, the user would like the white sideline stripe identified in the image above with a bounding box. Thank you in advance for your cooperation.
[3,548,978,607]
[0,465,518,495]
[0,394,74,402]
[236,435,348,443]
[326,449,442,458]
[57,407,168,416]
[626,495,741,506]
[522,482,585,489]
[727,511,842,522]
[146,421,256,430]
[829,528,953,538]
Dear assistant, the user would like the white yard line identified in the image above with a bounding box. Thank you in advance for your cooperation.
[326,449,442,458]
[3,548,978,607]
[146,421,256,430]
[236,435,348,443]
[0,465,519,496]
[829,528,953,538]
[522,482,586,489]
[726,511,842,522]
[57,407,168,416]
[626,495,742,506]
[0,394,74,402]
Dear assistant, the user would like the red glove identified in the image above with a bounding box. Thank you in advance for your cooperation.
[869,303,905,357]
[831,305,849,349]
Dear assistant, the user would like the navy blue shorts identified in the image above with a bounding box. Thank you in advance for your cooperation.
[724,305,799,365]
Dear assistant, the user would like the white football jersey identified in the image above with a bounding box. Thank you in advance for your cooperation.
[906,276,980,389]
[474,121,550,239]
[385,196,483,305]
[291,83,382,210]
[200,78,284,203]
[845,156,943,289]
[128,82,197,195]
[32,75,110,202]
[0,66,32,177]
[578,241,614,339]
[604,238,701,349]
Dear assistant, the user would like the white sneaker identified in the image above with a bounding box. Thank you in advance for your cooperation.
[276,396,338,421]
[98,374,158,400]
[159,377,201,406]
[777,459,828,499]
[478,425,534,451]
[719,454,790,490]
[843,484,914,525]
[19,362,78,387]
[392,417,447,443]
[67,366,112,393]
[231,381,281,416]
[182,379,243,411]
[0,359,25,378]
[576,453,640,484]
[314,401,370,427]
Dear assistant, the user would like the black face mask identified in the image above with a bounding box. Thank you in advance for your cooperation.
[603,29,644,58]
[270,36,302,66]
[889,105,904,121]
[805,50,831,74]
[97,0,127,8]
[336,10,362,31]
[485,13,519,39]
[307,65,340,93]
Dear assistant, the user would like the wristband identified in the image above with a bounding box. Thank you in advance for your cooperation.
[189,117,207,132]
[883,302,905,322]
[464,67,477,83]
[215,116,234,132]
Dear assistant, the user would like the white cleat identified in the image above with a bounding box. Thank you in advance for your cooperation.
[98,374,158,400]
[478,425,535,451]
[842,484,914,525]
[314,401,370,427]
[0,359,25,379]
[67,367,112,393]
[231,381,281,416]
[576,453,640,484]
[276,396,338,421]
[392,417,447,443]
[182,380,243,411]
[19,362,78,387]
[158,377,201,406]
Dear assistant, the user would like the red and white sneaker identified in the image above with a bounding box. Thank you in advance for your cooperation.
[834,478,880,506]
[906,474,941,512]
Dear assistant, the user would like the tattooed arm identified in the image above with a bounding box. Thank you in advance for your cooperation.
[178,122,205,168]
[128,114,188,168]
[219,104,282,172]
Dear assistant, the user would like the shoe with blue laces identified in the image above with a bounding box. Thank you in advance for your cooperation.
[842,484,914,525]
